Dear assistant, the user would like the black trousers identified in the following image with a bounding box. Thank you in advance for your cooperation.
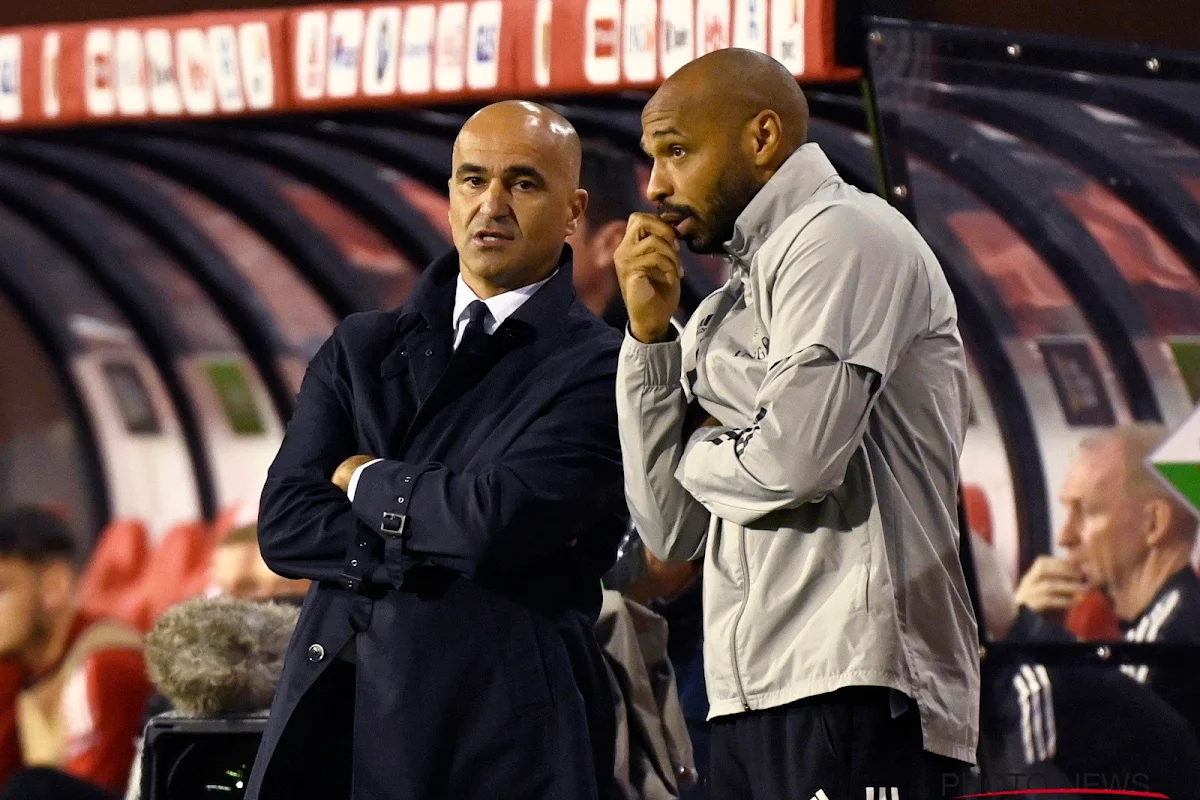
[0,768,118,800]
[710,687,971,800]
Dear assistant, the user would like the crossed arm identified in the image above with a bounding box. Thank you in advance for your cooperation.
[258,335,623,585]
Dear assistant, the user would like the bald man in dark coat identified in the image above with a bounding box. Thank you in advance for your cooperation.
[245,102,625,800]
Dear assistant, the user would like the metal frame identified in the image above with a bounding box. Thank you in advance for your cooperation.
[0,158,218,520]
[163,124,450,266]
[865,17,1200,84]
[0,260,112,539]
[889,79,1200,283]
[879,108,1162,422]
[71,130,371,317]
[0,139,297,421]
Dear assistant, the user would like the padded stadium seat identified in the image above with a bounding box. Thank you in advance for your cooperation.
[962,484,994,544]
[141,521,219,623]
[77,519,153,630]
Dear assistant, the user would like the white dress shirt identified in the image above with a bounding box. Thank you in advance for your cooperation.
[347,271,556,500]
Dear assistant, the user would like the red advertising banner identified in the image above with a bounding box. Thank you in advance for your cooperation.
[287,1,514,111]
[0,0,857,130]
[0,10,289,129]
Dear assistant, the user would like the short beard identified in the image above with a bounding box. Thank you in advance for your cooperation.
[686,170,763,255]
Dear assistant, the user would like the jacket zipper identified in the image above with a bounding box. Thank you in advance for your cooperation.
[728,527,752,712]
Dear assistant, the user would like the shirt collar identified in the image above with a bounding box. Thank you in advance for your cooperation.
[1120,566,1199,632]
[452,270,557,336]
[724,143,840,268]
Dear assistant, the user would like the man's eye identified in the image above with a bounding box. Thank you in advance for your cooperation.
[464,176,484,187]
[514,180,536,191]
[670,145,686,158]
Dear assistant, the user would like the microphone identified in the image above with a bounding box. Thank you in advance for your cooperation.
[143,597,299,717]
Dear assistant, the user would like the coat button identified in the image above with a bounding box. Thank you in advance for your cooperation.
[307,644,325,663]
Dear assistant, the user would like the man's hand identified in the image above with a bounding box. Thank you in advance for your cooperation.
[1014,555,1088,619]
[615,213,683,344]
[331,455,379,493]
[625,549,703,606]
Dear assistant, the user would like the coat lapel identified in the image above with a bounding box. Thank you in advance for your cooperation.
[381,246,579,457]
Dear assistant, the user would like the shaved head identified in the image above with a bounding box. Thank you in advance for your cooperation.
[649,49,810,153]
[450,101,588,297]
[639,49,810,253]
[456,101,583,188]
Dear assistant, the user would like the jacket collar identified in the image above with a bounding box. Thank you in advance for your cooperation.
[724,143,839,269]
[395,245,577,340]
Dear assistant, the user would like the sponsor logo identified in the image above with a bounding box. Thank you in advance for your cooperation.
[42,32,60,118]
[145,29,182,116]
[239,22,274,110]
[176,27,216,115]
[583,0,620,85]
[0,35,20,123]
[697,0,729,55]
[295,10,328,100]
[771,0,805,73]
[85,29,116,116]
[659,0,693,78]
[433,2,466,93]
[115,29,148,116]
[533,0,551,87]
[209,25,244,112]
[400,4,435,94]
[362,6,401,96]
[327,9,364,99]
[466,1,502,90]
[622,0,656,83]
[734,0,767,52]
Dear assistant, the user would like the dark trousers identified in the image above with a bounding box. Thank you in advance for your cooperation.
[0,768,118,800]
[710,687,971,800]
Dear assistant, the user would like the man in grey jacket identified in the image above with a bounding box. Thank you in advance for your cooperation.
[615,48,980,799]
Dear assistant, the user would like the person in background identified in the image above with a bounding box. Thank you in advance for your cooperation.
[605,531,707,799]
[207,524,309,603]
[970,531,1200,800]
[572,140,712,795]
[0,507,150,797]
[568,140,643,330]
[1007,424,1200,733]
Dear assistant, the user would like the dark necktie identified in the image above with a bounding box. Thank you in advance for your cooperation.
[456,300,491,362]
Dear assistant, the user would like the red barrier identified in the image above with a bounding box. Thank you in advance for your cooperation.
[0,0,857,130]
[0,10,289,129]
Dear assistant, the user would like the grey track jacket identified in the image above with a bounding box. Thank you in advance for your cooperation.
[616,144,980,763]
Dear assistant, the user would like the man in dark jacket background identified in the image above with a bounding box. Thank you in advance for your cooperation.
[246,101,626,800]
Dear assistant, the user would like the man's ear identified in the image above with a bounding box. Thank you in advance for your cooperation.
[565,189,589,237]
[594,219,628,266]
[748,109,784,168]
[1144,498,1174,547]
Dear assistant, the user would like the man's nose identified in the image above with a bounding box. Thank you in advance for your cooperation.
[1056,520,1079,549]
[479,180,511,218]
[646,161,671,204]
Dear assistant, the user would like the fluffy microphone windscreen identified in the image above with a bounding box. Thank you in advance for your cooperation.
[144,597,299,717]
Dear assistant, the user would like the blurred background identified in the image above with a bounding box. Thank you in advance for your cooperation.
[0,0,1198,797]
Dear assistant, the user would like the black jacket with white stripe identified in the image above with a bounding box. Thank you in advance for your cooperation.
[983,660,1200,800]
[1008,567,1200,735]
[1117,567,1200,735]
[987,568,1200,795]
